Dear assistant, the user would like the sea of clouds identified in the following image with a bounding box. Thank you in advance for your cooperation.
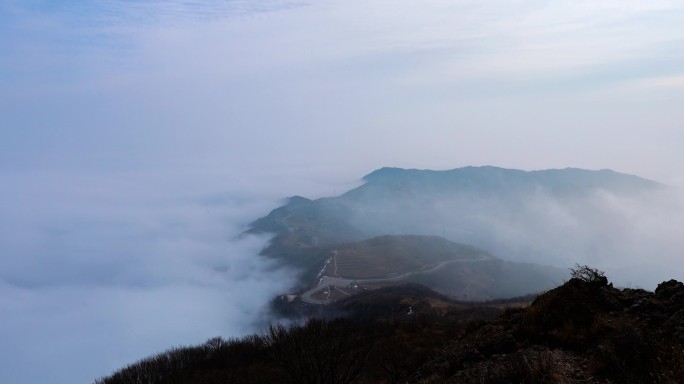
[0,168,357,383]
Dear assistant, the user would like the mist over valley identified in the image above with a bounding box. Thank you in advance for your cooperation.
[252,166,682,298]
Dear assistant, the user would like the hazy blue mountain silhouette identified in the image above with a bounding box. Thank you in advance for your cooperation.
[351,166,661,199]
[251,166,662,246]
[249,166,665,291]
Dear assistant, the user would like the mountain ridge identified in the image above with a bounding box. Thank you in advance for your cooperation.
[290,234,565,303]
[248,166,669,288]
[355,166,663,197]
[249,165,665,298]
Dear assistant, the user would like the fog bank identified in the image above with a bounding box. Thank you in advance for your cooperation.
[0,169,340,384]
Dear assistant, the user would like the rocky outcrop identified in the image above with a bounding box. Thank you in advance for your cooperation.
[411,277,684,383]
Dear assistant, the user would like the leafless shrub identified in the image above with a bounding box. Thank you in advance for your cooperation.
[569,264,607,285]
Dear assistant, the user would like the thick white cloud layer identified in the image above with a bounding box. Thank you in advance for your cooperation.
[0,169,310,383]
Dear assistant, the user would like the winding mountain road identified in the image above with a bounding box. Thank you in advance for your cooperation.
[300,256,493,304]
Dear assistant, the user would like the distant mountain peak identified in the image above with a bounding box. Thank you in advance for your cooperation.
[359,166,662,192]
[362,166,411,181]
[285,195,312,205]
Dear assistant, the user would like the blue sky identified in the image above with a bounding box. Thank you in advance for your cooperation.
[3,0,684,180]
[1,1,684,383]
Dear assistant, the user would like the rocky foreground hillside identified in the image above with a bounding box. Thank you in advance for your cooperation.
[96,269,684,384]
[413,271,684,383]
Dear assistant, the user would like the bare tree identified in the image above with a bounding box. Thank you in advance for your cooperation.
[265,318,374,384]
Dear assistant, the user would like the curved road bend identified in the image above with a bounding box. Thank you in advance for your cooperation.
[300,256,493,304]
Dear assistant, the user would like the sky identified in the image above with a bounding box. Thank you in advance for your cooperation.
[1,1,683,383]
